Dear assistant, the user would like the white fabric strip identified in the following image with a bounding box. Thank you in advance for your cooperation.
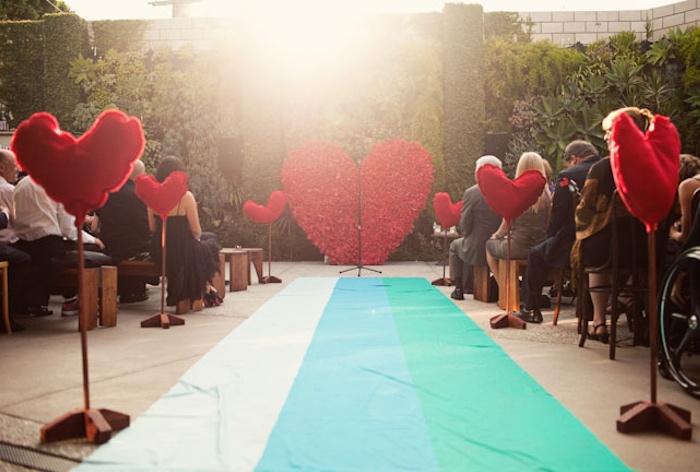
[77,277,338,471]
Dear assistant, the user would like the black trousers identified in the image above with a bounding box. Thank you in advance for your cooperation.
[0,243,31,317]
[520,241,561,311]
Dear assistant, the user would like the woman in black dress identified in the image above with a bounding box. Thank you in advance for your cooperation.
[148,156,222,307]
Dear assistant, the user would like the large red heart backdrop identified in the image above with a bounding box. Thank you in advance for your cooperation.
[610,113,680,232]
[243,190,286,224]
[135,171,189,220]
[477,165,546,222]
[10,110,144,221]
[282,139,434,265]
[433,192,463,229]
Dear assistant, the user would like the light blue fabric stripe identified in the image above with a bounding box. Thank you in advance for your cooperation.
[255,277,439,471]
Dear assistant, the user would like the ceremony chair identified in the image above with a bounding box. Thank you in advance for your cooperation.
[578,190,649,360]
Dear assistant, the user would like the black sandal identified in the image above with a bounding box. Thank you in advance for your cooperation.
[588,323,609,344]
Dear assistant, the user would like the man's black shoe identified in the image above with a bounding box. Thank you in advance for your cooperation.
[450,287,464,300]
[26,306,53,317]
[516,307,543,324]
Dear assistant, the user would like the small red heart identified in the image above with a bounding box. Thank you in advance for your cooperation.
[433,192,463,229]
[134,171,189,220]
[610,113,680,232]
[477,165,546,221]
[243,190,286,224]
[10,110,144,221]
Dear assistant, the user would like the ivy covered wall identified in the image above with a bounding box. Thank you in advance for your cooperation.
[442,3,484,197]
[0,5,484,261]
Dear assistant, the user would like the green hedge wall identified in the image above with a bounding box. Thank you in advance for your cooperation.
[442,3,484,197]
[43,14,89,128]
[0,13,88,128]
[0,20,44,128]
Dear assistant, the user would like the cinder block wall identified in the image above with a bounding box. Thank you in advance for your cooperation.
[139,1,700,51]
[521,0,700,46]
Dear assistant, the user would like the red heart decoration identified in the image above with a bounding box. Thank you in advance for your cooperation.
[243,190,286,224]
[134,171,189,220]
[477,165,546,222]
[282,139,434,265]
[10,110,144,221]
[610,113,680,232]
[433,192,463,229]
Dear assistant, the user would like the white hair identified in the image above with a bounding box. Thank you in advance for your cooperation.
[475,155,502,172]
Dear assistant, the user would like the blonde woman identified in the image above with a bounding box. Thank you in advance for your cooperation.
[485,152,551,287]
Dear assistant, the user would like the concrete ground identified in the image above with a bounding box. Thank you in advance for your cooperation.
[0,261,698,471]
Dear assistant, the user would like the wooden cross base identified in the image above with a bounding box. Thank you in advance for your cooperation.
[490,313,527,330]
[617,401,692,440]
[431,277,455,287]
[41,408,130,445]
[140,313,185,329]
[260,275,282,284]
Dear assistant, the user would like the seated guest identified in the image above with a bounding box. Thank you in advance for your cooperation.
[572,107,655,342]
[0,214,31,332]
[92,160,153,303]
[448,155,503,300]
[517,141,601,323]
[486,152,551,291]
[0,150,31,331]
[148,156,222,307]
[669,154,700,246]
[13,173,105,317]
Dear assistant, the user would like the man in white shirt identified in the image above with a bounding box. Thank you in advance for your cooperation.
[13,173,104,317]
[0,150,31,331]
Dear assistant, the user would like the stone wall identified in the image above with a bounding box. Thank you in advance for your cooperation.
[522,0,700,46]
[140,1,700,51]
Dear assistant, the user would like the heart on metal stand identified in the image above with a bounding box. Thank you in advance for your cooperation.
[135,172,189,328]
[11,109,143,444]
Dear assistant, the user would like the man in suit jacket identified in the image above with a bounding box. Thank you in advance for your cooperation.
[448,155,503,300]
[518,140,601,323]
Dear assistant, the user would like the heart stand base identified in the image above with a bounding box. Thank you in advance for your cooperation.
[140,313,185,329]
[261,275,282,284]
[41,408,130,445]
[431,277,455,287]
[490,312,527,330]
[617,401,692,440]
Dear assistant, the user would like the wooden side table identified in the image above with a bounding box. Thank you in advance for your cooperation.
[221,248,249,291]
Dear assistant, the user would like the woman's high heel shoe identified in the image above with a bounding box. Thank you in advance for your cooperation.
[588,322,609,344]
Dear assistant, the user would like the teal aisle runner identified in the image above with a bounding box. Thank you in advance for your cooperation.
[257,278,629,471]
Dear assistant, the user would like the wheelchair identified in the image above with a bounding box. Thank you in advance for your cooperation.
[657,247,700,398]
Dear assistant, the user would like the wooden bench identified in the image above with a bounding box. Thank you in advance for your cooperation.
[49,266,117,330]
[117,253,226,314]
[497,259,527,312]
[473,265,498,303]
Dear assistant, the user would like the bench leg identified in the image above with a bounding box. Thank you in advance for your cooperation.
[78,268,99,332]
[212,253,225,299]
[100,266,118,327]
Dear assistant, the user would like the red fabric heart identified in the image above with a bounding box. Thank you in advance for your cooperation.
[282,139,434,265]
[477,165,546,222]
[433,192,463,228]
[134,171,189,220]
[10,110,144,222]
[243,190,286,224]
[610,113,680,232]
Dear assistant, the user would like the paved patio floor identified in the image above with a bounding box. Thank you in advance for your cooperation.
[0,261,698,471]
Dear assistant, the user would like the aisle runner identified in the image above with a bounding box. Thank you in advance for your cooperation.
[78,278,629,471]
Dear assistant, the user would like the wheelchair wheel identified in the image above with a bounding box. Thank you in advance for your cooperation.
[658,247,700,399]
